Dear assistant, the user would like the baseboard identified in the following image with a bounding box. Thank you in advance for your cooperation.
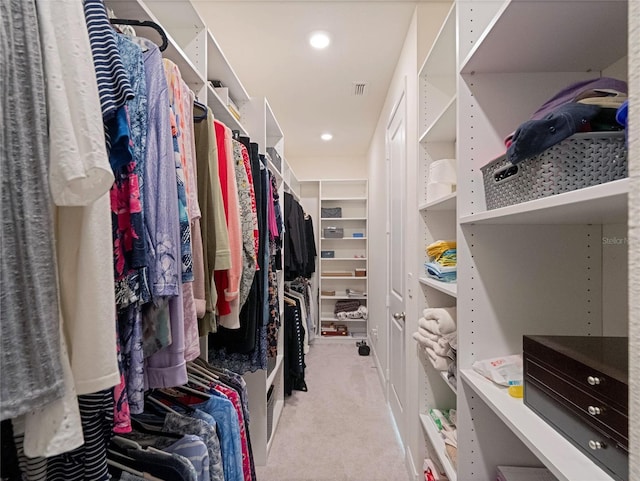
[370,339,388,400]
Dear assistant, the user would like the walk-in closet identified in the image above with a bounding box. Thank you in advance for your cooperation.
[1,1,638,481]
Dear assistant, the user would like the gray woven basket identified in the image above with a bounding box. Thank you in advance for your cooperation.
[481,132,627,210]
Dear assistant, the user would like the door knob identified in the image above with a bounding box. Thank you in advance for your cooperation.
[392,312,405,320]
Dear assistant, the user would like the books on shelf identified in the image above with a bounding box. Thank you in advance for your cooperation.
[321,323,348,336]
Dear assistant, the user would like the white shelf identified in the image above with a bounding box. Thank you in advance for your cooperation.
[266,354,283,389]
[321,276,367,280]
[320,217,367,221]
[460,179,628,225]
[419,95,457,144]
[266,158,283,181]
[206,30,250,104]
[320,257,367,261]
[107,0,205,91]
[419,413,457,481]
[267,398,284,452]
[419,193,457,212]
[418,2,457,77]
[320,296,367,300]
[440,371,457,395]
[320,318,367,324]
[418,277,457,297]
[321,237,367,241]
[460,369,615,481]
[322,197,367,201]
[460,0,627,74]
[206,84,248,135]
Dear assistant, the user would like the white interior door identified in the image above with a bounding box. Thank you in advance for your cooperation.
[387,90,406,441]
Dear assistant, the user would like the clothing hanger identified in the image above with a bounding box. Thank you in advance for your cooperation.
[129,417,182,440]
[193,99,207,122]
[192,358,227,376]
[145,392,181,415]
[181,380,212,398]
[107,458,144,478]
[112,435,143,451]
[187,361,219,381]
[109,18,168,51]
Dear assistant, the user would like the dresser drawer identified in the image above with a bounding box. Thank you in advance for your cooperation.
[525,379,628,481]
[525,357,628,448]
[523,336,627,412]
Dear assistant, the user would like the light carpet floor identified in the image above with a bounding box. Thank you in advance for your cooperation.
[255,341,409,481]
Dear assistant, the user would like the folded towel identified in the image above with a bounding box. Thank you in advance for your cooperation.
[442,331,457,350]
[425,347,450,370]
[421,307,456,335]
[413,331,450,356]
[417,323,441,341]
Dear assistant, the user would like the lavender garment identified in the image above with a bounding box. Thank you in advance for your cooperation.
[1,0,64,420]
[141,40,186,389]
[145,289,187,388]
[141,40,181,299]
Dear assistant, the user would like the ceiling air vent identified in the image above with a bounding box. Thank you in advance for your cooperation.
[353,82,367,96]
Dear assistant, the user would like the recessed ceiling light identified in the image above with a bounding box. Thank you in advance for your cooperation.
[321,133,333,141]
[309,31,330,49]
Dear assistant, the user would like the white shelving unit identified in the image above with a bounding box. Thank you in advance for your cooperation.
[105,0,289,466]
[415,3,459,478]
[317,180,368,339]
[419,413,457,481]
[454,1,629,480]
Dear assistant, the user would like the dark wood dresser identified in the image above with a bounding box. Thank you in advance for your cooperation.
[523,335,628,481]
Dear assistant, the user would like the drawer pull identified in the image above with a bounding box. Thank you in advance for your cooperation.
[587,406,603,416]
[588,440,606,450]
[587,376,602,386]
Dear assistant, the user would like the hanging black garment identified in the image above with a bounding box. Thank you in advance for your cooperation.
[302,215,317,278]
[283,192,308,281]
[283,301,307,395]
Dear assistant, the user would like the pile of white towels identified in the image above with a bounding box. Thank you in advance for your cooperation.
[413,307,457,371]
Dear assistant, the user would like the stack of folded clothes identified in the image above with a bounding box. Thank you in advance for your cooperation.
[425,240,456,283]
[412,307,457,370]
[505,77,628,165]
[334,299,368,320]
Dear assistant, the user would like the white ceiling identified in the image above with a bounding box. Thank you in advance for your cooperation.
[192,1,424,159]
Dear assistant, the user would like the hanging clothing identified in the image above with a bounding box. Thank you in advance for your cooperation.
[82,0,134,120]
[1,0,65,420]
[213,121,242,322]
[46,390,115,481]
[193,108,231,336]
[283,301,307,396]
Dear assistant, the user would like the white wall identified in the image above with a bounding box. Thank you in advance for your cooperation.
[366,3,458,477]
[287,155,367,180]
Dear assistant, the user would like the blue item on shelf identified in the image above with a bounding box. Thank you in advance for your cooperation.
[425,262,457,283]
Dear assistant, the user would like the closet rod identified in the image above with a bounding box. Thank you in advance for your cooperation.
[110,18,168,52]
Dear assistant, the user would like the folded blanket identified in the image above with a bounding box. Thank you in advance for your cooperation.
[421,307,456,335]
[425,347,450,371]
[334,299,361,314]
[336,306,368,320]
[417,323,441,341]
[413,331,449,356]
